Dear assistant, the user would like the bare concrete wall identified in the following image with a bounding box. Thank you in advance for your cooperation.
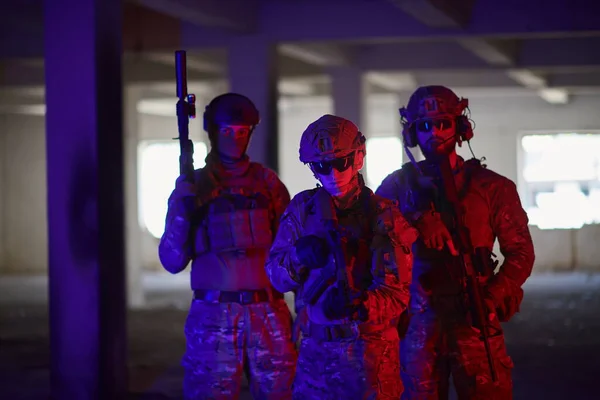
[0,115,5,270]
[1,93,600,275]
[0,115,47,274]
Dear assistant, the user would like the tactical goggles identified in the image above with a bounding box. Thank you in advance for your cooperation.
[414,117,454,133]
[309,154,355,175]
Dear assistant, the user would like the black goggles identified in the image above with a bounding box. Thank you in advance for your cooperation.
[414,117,454,133]
[309,154,355,175]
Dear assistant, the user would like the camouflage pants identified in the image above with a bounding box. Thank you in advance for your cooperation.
[182,298,297,400]
[400,310,514,400]
[292,327,401,400]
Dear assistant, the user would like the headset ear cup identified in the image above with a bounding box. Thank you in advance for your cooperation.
[401,124,410,147]
[203,102,213,133]
[456,115,473,142]
[402,124,418,148]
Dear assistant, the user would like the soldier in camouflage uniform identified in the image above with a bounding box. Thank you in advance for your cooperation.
[159,93,297,399]
[266,114,419,399]
[376,86,536,399]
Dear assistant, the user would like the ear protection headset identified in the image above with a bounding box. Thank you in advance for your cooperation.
[400,97,474,148]
[203,93,260,134]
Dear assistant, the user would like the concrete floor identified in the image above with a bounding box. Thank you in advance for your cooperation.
[1,272,599,399]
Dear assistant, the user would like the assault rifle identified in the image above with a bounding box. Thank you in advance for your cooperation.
[434,156,498,382]
[302,192,367,321]
[174,50,196,183]
[303,192,351,307]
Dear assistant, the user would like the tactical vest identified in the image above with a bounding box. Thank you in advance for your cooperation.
[193,165,274,255]
[293,185,412,331]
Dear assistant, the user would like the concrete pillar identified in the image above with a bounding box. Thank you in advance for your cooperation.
[44,0,127,399]
[228,35,279,171]
[0,115,5,271]
[329,66,366,129]
[329,66,370,178]
[124,85,144,308]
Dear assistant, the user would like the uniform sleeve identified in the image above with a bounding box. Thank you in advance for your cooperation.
[263,168,291,232]
[375,172,402,203]
[487,179,535,303]
[265,203,305,293]
[362,206,418,325]
[376,168,423,221]
[158,187,194,274]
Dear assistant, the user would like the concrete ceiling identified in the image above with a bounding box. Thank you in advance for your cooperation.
[2,0,600,110]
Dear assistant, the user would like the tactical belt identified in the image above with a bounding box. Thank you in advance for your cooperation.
[303,321,389,342]
[193,288,283,305]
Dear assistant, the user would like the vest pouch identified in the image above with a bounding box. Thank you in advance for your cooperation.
[229,209,254,249]
[206,211,236,252]
[248,208,272,248]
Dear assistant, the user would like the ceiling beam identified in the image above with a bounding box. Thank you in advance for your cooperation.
[249,0,600,43]
[458,38,569,104]
[388,0,476,28]
[537,88,569,104]
[506,69,569,104]
[0,61,45,87]
[365,72,418,92]
[123,60,219,82]
[129,0,257,32]
[278,44,351,67]
[456,38,520,66]
[355,39,600,73]
[142,52,223,73]
[549,72,600,87]
[0,59,221,87]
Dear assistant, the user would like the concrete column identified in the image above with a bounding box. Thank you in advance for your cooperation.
[0,115,4,271]
[329,66,366,129]
[44,0,127,399]
[329,66,370,178]
[124,85,144,308]
[228,35,279,171]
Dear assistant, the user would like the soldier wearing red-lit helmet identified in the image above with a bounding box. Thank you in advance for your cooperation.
[266,114,418,399]
[159,93,296,399]
[376,86,535,399]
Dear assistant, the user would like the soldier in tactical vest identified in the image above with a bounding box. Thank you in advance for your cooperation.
[266,114,418,399]
[376,86,535,399]
[159,93,296,399]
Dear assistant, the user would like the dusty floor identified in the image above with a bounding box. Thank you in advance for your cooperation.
[1,272,599,399]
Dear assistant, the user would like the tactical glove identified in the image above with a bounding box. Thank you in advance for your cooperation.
[415,210,458,255]
[169,174,198,217]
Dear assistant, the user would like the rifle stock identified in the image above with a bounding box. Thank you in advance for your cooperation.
[436,156,498,382]
[174,50,196,183]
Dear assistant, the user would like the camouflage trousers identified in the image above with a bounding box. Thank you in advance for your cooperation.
[182,298,297,400]
[400,309,514,400]
[292,327,401,399]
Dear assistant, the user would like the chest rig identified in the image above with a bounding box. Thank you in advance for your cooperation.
[400,160,477,215]
[193,165,274,255]
[304,187,376,292]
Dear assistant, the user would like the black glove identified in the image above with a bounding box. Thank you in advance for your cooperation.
[294,235,331,269]
[322,287,365,321]
[170,174,198,217]
[415,211,458,255]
